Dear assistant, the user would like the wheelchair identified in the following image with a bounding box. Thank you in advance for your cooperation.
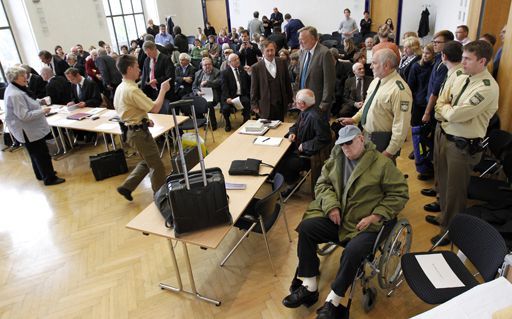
[316,218,412,313]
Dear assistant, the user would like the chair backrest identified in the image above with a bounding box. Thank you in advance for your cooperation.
[179,96,208,117]
[503,151,512,180]
[449,214,508,281]
[254,173,285,232]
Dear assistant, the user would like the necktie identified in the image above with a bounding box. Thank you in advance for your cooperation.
[453,77,470,105]
[234,68,241,95]
[356,77,362,100]
[361,79,381,126]
[150,58,157,89]
[77,84,82,98]
[300,51,311,89]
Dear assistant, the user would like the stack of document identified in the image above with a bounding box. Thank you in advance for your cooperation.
[245,121,265,132]
[258,119,281,129]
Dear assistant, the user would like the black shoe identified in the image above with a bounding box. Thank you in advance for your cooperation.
[424,202,441,212]
[408,151,415,160]
[316,302,348,319]
[117,186,133,201]
[282,285,319,308]
[425,215,440,226]
[224,125,232,132]
[44,177,65,186]
[289,277,303,293]
[421,188,437,197]
[417,173,434,181]
[431,234,451,246]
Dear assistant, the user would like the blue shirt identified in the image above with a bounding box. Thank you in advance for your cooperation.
[426,54,448,104]
[155,32,174,46]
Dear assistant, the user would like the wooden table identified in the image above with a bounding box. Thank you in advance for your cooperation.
[126,121,293,305]
[45,106,187,156]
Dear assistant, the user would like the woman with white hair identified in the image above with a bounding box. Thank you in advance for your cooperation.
[3,66,65,185]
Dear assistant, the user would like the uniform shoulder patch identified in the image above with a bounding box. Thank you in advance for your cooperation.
[470,92,485,106]
[400,100,410,112]
[456,70,463,76]
[396,80,405,90]
[483,79,491,86]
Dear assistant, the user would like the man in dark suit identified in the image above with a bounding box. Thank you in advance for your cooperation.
[175,53,196,99]
[250,40,292,121]
[270,7,284,32]
[338,62,373,117]
[140,41,175,105]
[66,53,85,76]
[221,53,251,132]
[236,30,262,67]
[76,44,90,61]
[296,26,336,121]
[94,48,122,102]
[284,14,305,49]
[193,57,221,130]
[64,67,101,108]
[38,50,69,76]
[21,64,46,99]
[40,67,73,105]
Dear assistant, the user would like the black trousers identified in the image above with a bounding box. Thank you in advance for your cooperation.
[276,145,310,184]
[297,217,377,296]
[23,132,56,183]
[221,95,250,124]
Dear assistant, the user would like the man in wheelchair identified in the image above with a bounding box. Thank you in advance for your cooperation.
[282,125,409,319]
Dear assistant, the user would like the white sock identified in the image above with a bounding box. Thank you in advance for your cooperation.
[326,290,342,307]
[301,276,317,292]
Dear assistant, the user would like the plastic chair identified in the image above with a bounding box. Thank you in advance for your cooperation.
[401,213,508,304]
[468,151,512,203]
[179,95,215,143]
[220,173,291,275]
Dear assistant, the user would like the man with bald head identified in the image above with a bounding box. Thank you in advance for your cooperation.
[338,62,373,117]
[220,53,251,131]
[40,66,73,105]
[340,49,412,160]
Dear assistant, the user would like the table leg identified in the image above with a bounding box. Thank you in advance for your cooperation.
[110,134,116,150]
[159,240,221,306]
[102,133,110,151]
[50,128,61,156]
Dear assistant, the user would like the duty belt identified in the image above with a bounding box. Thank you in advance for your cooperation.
[440,127,483,154]
[127,122,149,131]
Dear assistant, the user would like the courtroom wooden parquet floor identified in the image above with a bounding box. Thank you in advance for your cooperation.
[0,114,445,319]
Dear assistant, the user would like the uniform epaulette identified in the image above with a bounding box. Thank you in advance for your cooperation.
[483,79,491,86]
[396,80,405,90]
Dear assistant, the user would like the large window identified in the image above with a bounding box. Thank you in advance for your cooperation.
[0,0,21,83]
[103,0,146,53]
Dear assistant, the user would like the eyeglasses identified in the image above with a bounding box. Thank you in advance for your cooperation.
[339,139,354,147]
[432,40,444,44]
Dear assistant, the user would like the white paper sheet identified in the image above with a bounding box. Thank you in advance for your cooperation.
[412,277,512,319]
[415,254,465,289]
[95,123,118,130]
[232,96,244,110]
[253,136,282,146]
[201,87,214,102]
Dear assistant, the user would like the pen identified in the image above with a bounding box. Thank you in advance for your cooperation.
[262,137,270,142]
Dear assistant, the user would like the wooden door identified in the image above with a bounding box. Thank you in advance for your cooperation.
[205,0,228,32]
[370,0,399,32]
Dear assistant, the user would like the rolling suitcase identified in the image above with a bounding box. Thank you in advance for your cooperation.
[89,149,128,181]
[160,99,231,236]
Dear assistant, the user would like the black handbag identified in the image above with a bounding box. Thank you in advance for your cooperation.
[89,149,128,181]
[228,158,274,176]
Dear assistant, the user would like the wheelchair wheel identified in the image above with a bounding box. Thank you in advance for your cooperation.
[377,218,412,289]
[361,287,377,313]
[317,243,338,256]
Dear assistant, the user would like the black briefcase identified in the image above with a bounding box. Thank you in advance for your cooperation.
[89,149,128,181]
[155,99,231,236]
[171,146,199,174]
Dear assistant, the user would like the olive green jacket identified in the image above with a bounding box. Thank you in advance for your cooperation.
[303,142,409,242]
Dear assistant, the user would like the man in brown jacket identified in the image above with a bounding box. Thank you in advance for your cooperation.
[250,40,293,121]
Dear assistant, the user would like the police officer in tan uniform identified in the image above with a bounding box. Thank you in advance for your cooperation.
[426,40,499,245]
[340,48,412,160]
[114,54,171,201]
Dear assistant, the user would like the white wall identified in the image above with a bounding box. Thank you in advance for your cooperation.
[228,0,365,34]
[434,0,471,38]
[155,0,203,36]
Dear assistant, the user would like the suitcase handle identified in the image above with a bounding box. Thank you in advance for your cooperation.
[178,173,214,186]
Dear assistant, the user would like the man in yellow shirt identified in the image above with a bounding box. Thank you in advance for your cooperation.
[426,40,499,245]
[114,54,171,201]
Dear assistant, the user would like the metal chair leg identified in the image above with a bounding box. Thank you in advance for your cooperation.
[260,217,277,276]
[220,222,258,266]
[280,207,292,243]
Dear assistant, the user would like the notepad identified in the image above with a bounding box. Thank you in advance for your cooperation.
[66,113,90,121]
[253,136,282,146]
[258,119,282,128]
[415,253,465,289]
[239,126,269,135]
